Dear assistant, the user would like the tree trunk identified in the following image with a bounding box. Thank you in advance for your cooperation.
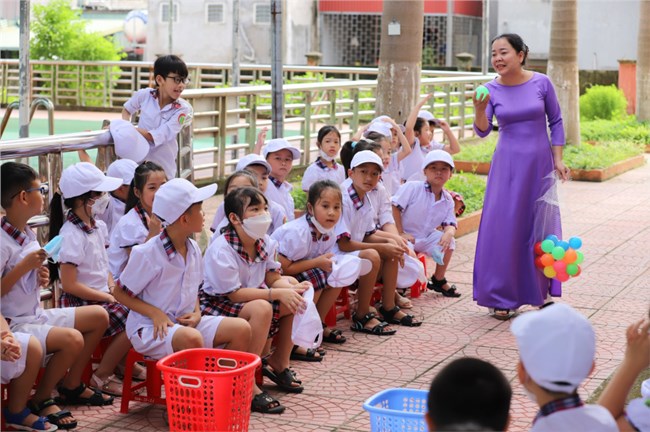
[376,0,424,122]
[547,0,580,145]
[637,0,650,121]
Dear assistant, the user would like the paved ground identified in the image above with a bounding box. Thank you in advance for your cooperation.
[35,155,647,431]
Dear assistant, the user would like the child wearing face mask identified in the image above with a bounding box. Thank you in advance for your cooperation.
[200,187,309,399]
[301,126,345,192]
[49,162,134,397]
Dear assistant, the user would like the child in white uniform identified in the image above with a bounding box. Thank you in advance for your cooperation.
[261,138,301,221]
[1,162,112,428]
[301,126,345,192]
[365,119,411,196]
[392,150,461,298]
[200,187,308,398]
[108,161,166,279]
[50,162,134,397]
[122,55,193,179]
[97,159,138,235]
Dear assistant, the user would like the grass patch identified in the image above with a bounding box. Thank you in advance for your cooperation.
[455,135,496,163]
[581,117,650,146]
[447,172,486,214]
[564,141,645,169]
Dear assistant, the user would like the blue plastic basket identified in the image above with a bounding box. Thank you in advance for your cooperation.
[363,388,429,432]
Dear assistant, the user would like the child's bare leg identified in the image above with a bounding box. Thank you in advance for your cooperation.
[355,250,390,330]
[266,309,296,375]
[380,258,399,310]
[94,331,131,380]
[237,300,272,355]
[171,327,204,352]
[212,317,251,352]
[316,287,342,320]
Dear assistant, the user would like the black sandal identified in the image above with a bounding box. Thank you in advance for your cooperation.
[427,276,461,297]
[378,305,422,327]
[56,383,114,406]
[251,391,285,414]
[350,312,396,336]
[290,345,324,362]
[322,326,347,344]
[262,365,304,393]
[28,398,78,430]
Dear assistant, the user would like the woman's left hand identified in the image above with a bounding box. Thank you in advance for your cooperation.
[555,160,571,182]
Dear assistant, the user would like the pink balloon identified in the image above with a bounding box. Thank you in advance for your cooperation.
[553,261,567,273]
[556,272,570,282]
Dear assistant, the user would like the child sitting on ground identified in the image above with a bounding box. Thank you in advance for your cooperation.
[260,138,301,221]
[426,357,512,431]
[392,150,461,297]
[302,125,345,192]
[511,303,618,431]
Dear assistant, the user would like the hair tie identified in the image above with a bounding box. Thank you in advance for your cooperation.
[351,141,357,149]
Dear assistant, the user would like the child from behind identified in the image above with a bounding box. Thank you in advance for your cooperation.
[392,150,461,297]
[302,125,345,192]
[511,303,617,431]
[426,357,512,431]
[122,55,193,179]
[1,162,112,429]
[261,138,301,221]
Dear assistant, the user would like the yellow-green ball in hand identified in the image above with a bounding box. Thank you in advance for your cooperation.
[475,85,489,102]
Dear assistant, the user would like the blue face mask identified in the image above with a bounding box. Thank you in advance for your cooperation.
[43,235,63,263]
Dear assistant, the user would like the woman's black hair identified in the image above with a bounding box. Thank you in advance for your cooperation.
[153,55,189,84]
[492,33,529,66]
[223,186,267,232]
[125,161,166,214]
[341,138,383,177]
[224,170,258,194]
[48,190,93,283]
[307,180,342,209]
[316,125,341,147]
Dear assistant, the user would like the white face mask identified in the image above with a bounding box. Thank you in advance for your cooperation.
[91,193,110,216]
[309,211,333,235]
[241,213,272,240]
[319,149,336,162]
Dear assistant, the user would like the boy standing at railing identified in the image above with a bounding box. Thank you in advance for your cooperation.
[122,55,193,179]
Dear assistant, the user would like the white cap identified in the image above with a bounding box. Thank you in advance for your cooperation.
[350,150,384,172]
[366,121,392,137]
[107,159,138,185]
[60,162,122,199]
[418,110,435,121]
[422,149,455,170]
[153,178,217,225]
[109,119,150,163]
[511,303,596,393]
[626,396,650,432]
[262,138,301,160]
[327,255,372,288]
[396,254,427,287]
[236,154,272,174]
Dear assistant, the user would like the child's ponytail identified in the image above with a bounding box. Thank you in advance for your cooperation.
[48,191,66,283]
[340,140,356,177]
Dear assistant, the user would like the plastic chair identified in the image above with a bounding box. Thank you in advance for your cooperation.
[81,336,113,385]
[120,349,165,414]
[324,286,352,327]
[410,254,428,299]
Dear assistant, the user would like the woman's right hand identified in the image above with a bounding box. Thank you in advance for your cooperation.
[275,288,306,314]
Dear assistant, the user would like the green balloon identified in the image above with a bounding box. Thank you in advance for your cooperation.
[566,263,579,276]
[552,246,566,260]
[541,240,555,253]
[575,251,584,264]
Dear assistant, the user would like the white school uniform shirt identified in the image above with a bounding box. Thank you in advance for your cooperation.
[97,195,125,235]
[271,214,336,261]
[210,199,286,236]
[120,230,203,339]
[301,158,346,192]
[202,230,282,296]
[0,218,44,321]
[265,176,295,221]
[332,180,377,254]
[108,205,149,279]
[530,404,617,432]
[382,153,402,196]
[58,215,111,293]
[123,88,193,179]
[392,181,457,240]
[367,181,395,229]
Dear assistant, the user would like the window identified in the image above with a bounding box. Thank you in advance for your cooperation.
[206,3,225,24]
[160,2,179,23]
[254,3,271,25]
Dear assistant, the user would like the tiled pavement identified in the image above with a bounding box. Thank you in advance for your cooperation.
[17,156,650,431]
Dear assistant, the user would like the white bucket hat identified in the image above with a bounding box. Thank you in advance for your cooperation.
[59,162,122,199]
[109,119,150,163]
[327,255,372,288]
[153,178,217,225]
[396,254,427,288]
[418,110,435,121]
[366,121,392,137]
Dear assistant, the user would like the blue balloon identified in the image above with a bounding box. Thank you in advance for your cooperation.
[545,234,559,245]
[569,237,582,250]
[558,241,570,251]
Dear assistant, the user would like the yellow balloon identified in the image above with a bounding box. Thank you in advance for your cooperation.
[543,266,556,278]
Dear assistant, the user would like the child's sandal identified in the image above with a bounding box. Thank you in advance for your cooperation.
[56,383,114,406]
[4,407,58,432]
[378,306,422,327]
[427,276,461,297]
[350,312,396,336]
[27,398,77,430]
[262,365,304,393]
[251,391,286,414]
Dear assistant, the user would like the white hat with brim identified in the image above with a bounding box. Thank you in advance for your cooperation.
[263,138,301,160]
[396,254,427,288]
[350,150,384,172]
[422,149,455,170]
[327,255,372,288]
[110,119,150,163]
[418,110,435,121]
[107,159,138,185]
[153,178,217,225]
[60,162,123,199]
[366,121,392,137]
[511,303,596,393]
[236,154,272,174]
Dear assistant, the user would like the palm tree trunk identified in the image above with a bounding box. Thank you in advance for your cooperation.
[376,0,424,122]
[547,0,580,145]
[637,0,650,121]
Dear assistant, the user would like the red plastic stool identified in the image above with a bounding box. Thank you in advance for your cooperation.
[81,336,113,385]
[324,287,352,327]
[1,384,7,430]
[120,349,165,414]
[410,253,428,299]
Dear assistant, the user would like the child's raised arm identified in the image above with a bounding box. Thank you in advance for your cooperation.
[253,127,269,155]
[405,94,433,145]
[382,118,412,162]
[437,119,461,155]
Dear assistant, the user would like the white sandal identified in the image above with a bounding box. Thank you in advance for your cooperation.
[91,373,123,396]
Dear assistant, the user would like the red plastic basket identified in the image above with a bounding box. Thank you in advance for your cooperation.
[157,348,261,432]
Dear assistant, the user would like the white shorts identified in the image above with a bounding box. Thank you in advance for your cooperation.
[10,308,76,356]
[1,332,31,384]
[413,230,456,257]
[129,316,224,361]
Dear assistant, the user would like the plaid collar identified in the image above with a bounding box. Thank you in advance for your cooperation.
[268,175,283,189]
[134,203,149,230]
[67,211,96,234]
[347,183,364,210]
[159,229,177,259]
[224,227,270,264]
[1,216,28,246]
[534,394,584,424]
[305,213,330,242]
[316,158,337,170]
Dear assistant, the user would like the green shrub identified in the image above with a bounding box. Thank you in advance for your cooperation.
[446,172,486,214]
[291,187,308,212]
[579,85,627,120]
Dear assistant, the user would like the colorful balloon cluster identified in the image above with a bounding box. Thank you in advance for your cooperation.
[534,235,584,282]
